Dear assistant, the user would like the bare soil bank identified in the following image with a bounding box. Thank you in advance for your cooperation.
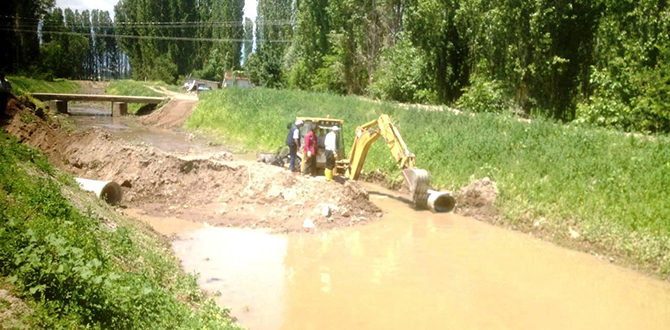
[2,96,380,233]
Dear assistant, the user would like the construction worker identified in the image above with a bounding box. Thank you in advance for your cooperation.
[286,119,303,172]
[303,123,318,176]
[324,126,339,181]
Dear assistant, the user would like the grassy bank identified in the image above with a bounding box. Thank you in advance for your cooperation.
[8,76,79,97]
[187,87,670,278]
[0,130,239,329]
[106,80,180,114]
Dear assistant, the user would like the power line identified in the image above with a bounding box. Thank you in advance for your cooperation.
[1,15,293,26]
[0,28,292,43]
[7,23,290,30]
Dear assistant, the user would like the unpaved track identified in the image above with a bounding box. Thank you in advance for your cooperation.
[2,97,380,233]
[140,87,198,129]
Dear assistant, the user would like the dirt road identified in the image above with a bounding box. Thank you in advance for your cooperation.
[140,86,198,128]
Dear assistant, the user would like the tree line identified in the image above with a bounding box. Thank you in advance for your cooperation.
[2,0,668,133]
[1,0,129,80]
[113,0,248,84]
[248,0,669,133]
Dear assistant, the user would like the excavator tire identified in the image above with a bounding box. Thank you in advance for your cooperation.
[402,168,430,209]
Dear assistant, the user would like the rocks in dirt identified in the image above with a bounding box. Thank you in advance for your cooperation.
[302,219,315,229]
[569,227,580,239]
[320,204,337,217]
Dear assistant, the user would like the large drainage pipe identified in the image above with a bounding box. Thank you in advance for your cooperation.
[427,190,456,213]
[75,178,123,206]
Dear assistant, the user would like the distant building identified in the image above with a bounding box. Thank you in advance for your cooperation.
[183,77,220,92]
[223,70,252,88]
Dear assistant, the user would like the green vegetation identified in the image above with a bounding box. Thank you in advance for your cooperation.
[106,80,162,97]
[105,80,178,114]
[188,87,670,278]
[250,0,670,133]
[0,129,240,329]
[5,1,669,133]
[8,76,79,97]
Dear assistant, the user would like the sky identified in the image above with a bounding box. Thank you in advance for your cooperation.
[56,0,258,21]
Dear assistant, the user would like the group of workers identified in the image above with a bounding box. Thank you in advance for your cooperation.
[285,119,339,181]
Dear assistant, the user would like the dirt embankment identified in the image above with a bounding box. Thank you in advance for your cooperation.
[455,177,499,221]
[2,97,381,233]
[140,86,198,129]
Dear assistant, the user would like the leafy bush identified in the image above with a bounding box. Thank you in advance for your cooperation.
[456,75,511,113]
[0,131,239,329]
[577,60,670,133]
[368,34,436,104]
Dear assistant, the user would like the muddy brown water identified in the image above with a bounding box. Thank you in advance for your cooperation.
[169,189,670,330]
[72,115,670,330]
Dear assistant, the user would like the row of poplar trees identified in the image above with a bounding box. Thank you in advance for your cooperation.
[1,0,128,80]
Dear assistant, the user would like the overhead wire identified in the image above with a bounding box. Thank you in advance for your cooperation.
[0,15,293,26]
[0,28,292,43]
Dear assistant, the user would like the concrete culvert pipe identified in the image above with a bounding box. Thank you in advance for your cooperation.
[427,190,456,213]
[75,178,123,206]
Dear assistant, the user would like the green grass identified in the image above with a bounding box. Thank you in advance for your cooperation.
[105,80,180,114]
[0,128,240,329]
[187,87,670,278]
[7,76,79,101]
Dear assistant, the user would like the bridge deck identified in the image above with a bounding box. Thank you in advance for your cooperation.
[32,93,166,104]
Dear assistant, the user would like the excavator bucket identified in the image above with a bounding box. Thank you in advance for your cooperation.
[402,168,430,209]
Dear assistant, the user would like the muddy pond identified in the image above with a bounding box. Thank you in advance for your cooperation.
[71,111,670,330]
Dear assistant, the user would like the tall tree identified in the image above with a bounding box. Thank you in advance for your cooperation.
[243,17,254,62]
[249,0,293,87]
[1,0,54,73]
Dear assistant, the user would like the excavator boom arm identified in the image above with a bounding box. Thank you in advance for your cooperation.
[343,114,429,208]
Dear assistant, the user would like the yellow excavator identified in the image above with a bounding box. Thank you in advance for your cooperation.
[336,114,455,213]
[280,114,454,212]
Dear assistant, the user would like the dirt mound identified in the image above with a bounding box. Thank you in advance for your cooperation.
[2,100,381,233]
[140,99,198,129]
[456,177,498,220]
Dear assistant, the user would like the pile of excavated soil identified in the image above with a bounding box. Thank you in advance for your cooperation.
[2,99,381,233]
[456,177,498,220]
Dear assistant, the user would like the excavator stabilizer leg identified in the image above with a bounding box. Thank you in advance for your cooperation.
[402,168,430,209]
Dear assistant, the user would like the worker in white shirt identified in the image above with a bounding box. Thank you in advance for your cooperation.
[324,125,340,181]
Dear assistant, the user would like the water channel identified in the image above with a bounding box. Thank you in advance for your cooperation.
[72,111,670,330]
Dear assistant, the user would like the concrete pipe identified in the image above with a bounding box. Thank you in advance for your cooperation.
[427,190,456,213]
[75,178,123,206]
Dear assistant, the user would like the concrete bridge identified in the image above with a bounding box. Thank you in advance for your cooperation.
[31,93,167,116]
